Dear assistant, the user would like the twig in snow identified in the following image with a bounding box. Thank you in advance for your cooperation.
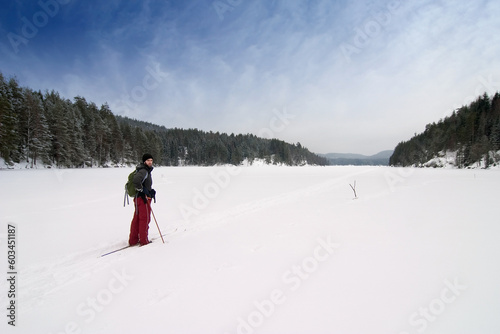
[349,180,358,199]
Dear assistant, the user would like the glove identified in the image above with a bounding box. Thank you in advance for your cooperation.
[147,189,156,203]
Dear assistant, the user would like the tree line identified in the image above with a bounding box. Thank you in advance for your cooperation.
[390,92,500,167]
[0,72,328,167]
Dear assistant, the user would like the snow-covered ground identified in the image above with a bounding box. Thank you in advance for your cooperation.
[1,165,499,334]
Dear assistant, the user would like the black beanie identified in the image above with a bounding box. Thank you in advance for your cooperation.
[142,153,153,162]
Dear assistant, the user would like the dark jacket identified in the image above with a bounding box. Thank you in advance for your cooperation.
[133,163,153,194]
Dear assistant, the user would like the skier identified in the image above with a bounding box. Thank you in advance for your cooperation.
[128,153,156,246]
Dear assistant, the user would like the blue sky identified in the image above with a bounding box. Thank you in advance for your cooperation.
[1,0,500,155]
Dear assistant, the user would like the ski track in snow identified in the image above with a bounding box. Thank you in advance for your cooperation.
[182,167,379,233]
[18,226,180,314]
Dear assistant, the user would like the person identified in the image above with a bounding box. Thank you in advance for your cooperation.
[128,153,156,246]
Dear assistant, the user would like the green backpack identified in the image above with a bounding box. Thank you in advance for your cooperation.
[125,170,138,197]
[123,167,147,206]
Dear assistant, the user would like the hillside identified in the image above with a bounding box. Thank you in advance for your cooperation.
[390,93,500,168]
[322,150,393,166]
[0,72,327,167]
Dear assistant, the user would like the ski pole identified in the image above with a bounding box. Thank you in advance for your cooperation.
[150,205,165,244]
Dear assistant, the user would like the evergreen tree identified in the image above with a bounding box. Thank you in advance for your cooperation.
[74,96,97,166]
[120,122,135,164]
[64,100,86,167]
[43,91,72,167]
[21,89,52,167]
[0,74,19,163]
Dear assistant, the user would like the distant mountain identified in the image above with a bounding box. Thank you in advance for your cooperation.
[321,150,393,166]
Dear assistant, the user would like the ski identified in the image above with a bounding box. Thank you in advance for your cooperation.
[100,244,136,257]
[100,228,178,257]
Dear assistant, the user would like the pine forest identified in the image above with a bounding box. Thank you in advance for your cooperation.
[0,72,328,168]
[390,93,500,168]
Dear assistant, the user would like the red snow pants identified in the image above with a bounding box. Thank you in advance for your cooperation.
[128,196,152,246]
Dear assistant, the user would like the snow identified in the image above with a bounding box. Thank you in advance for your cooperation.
[422,150,500,169]
[1,165,500,334]
[423,150,459,169]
